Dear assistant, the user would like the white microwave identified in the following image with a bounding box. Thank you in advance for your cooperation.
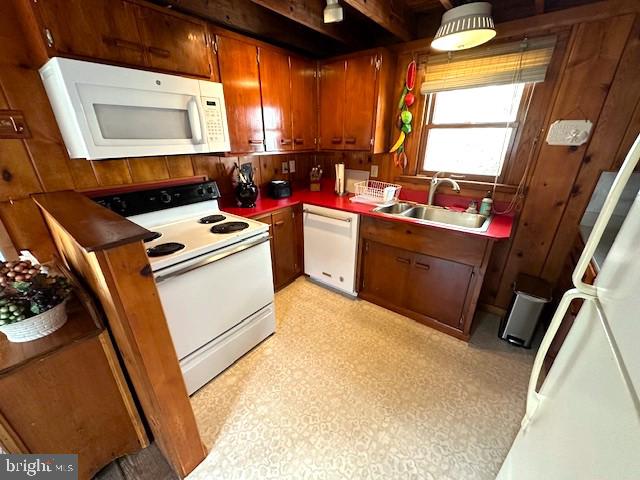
[39,57,230,160]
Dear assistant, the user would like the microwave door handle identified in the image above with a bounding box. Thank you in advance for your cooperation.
[187,98,204,144]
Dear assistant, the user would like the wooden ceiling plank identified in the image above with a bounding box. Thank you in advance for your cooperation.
[247,0,356,45]
[160,0,342,56]
[535,0,546,14]
[341,0,415,41]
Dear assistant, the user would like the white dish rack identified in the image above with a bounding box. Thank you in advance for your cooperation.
[350,180,402,206]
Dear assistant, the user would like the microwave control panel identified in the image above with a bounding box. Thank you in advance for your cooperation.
[202,97,225,145]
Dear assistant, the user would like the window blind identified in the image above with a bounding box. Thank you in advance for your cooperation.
[420,35,556,95]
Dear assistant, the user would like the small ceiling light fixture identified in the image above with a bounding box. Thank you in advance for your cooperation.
[431,2,496,51]
[324,0,344,23]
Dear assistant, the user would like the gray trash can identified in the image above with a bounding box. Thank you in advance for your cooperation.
[499,273,552,348]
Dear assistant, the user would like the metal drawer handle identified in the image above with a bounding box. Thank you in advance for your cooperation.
[303,209,352,223]
[331,137,342,144]
[280,138,292,145]
[395,257,410,264]
[248,139,264,145]
[294,138,304,145]
[274,220,285,227]
[103,36,145,52]
[345,137,356,144]
[416,262,430,271]
[148,46,171,58]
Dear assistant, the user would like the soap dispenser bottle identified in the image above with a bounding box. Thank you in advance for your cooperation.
[479,191,493,216]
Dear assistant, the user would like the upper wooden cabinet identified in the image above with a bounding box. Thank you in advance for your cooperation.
[136,6,210,78]
[290,57,317,151]
[30,0,211,77]
[34,0,146,66]
[318,59,346,150]
[215,34,265,153]
[259,48,293,152]
[259,50,317,152]
[319,50,392,153]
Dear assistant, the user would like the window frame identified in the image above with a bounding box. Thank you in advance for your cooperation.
[416,83,535,183]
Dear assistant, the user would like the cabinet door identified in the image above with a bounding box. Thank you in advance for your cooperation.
[291,57,317,151]
[343,54,377,151]
[216,35,265,153]
[318,59,345,150]
[259,49,293,152]
[36,0,146,66]
[137,7,210,77]
[406,253,473,329]
[272,208,298,289]
[361,241,410,305]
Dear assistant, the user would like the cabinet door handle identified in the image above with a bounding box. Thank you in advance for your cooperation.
[416,262,430,271]
[294,138,304,145]
[274,220,285,227]
[331,137,343,144]
[148,46,171,58]
[345,137,356,144]
[103,36,144,52]
[395,257,410,264]
[280,138,292,145]
[248,139,264,145]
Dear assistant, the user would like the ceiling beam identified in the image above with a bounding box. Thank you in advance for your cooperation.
[161,0,344,56]
[247,0,357,45]
[340,0,415,41]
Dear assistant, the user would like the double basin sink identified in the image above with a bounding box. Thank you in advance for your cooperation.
[373,202,491,232]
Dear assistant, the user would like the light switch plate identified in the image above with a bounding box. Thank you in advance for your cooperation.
[370,165,379,178]
[289,159,296,173]
[546,120,593,146]
[281,161,289,174]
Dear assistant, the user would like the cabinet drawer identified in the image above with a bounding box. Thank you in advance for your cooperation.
[360,216,488,266]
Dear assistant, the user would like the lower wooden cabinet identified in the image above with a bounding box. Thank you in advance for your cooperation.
[358,216,494,340]
[255,205,303,290]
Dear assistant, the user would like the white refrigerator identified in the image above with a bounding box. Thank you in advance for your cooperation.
[497,134,640,480]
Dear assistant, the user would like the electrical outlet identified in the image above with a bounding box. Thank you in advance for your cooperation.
[289,159,296,173]
[370,165,379,178]
[281,161,289,174]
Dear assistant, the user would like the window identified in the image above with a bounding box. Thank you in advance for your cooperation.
[420,83,530,180]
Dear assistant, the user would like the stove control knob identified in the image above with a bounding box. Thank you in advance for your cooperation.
[160,192,172,204]
[111,197,127,213]
[196,186,205,196]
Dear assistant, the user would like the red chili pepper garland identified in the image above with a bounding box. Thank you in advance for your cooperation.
[390,60,417,169]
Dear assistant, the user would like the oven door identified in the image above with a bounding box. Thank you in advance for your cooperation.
[154,233,274,360]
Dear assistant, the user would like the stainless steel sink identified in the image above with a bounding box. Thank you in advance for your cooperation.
[374,202,491,232]
[373,202,414,215]
[401,205,490,230]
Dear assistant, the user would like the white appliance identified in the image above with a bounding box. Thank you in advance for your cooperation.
[303,204,360,296]
[95,181,274,395]
[39,57,230,160]
[497,135,640,479]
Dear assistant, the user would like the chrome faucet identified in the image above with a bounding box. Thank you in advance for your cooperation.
[428,171,461,206]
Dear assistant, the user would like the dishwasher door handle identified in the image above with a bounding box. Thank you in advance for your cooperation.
[303,209,352,223]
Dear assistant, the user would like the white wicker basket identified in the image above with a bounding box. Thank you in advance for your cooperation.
[0,300,68,343]
[351,180,402,206]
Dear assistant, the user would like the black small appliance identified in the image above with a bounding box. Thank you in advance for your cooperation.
[268,180,292,199]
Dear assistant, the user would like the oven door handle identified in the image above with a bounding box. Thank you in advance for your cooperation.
[154,232,270,284]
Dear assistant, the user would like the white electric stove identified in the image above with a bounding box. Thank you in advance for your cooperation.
[94,181,276,394]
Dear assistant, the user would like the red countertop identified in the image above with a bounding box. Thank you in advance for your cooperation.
[221,185,514,240]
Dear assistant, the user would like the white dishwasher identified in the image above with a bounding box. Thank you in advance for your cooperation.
[303,204,360,296]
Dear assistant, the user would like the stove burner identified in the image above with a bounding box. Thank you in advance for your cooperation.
[198,214,226,224]
[210,221,250,234]
[143,231,162,243]
[146,242,185,257]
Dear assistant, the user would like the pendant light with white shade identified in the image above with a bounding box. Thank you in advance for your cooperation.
[431,2,496,51]
[324,0,344,23]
